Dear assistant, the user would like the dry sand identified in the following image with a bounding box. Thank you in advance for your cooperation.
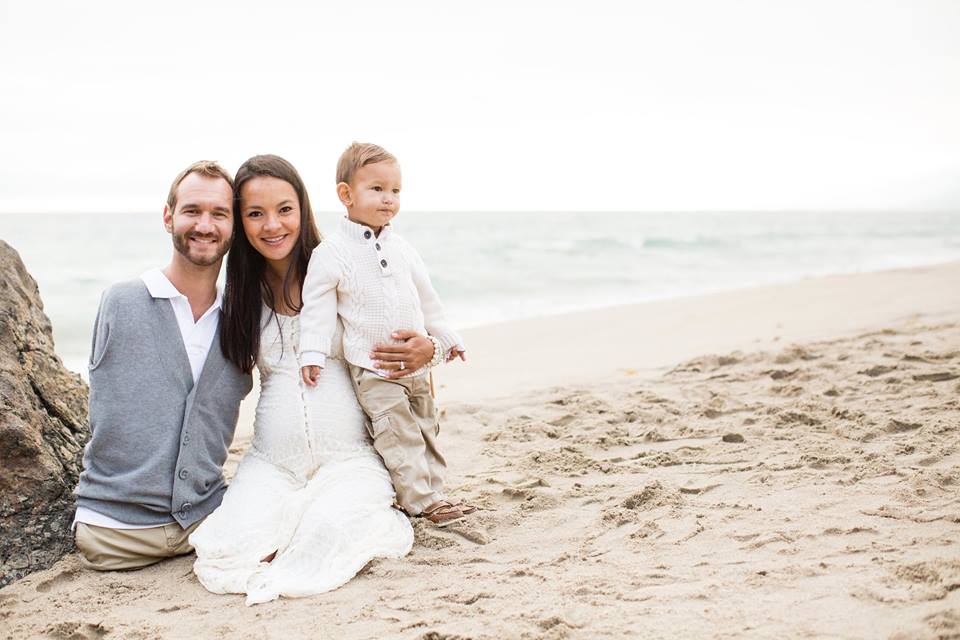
[2,262,959,639]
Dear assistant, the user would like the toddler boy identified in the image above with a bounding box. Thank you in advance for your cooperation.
[299,142,469,526]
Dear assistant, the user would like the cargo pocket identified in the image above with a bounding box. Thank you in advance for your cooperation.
[370,414,406,473]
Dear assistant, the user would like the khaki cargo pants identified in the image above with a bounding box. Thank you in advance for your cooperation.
[349,366,447,515]
[75,520,201,571]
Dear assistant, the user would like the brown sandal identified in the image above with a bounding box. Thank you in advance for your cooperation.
[421,500,464,527]
[449,499,478,515]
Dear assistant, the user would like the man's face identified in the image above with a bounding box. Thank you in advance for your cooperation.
[163,173,234,267]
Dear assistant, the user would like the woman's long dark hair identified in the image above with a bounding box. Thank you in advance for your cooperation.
[221,155,322,373]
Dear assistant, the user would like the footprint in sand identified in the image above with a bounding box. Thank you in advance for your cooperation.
[602,481,684,526]
[860,559,960,606]
[413,516,492,547]
[444,520,493,545]
[772,384,805,397]
[776,410,821,427]
[679,483,722,494]
[859,364,897,377]
[500,483,562,513]
[913,372,959,382]
[547,414,577,428]
[885,419,922,433]
[35,567,80,593]
[920,608,960,639]
[774,347,820,364]
[44,621,110,640]
[767,368,799,380]
[629,520,665,540]
[412,522,460,550]
[438,591,494,605]
[421,631,477,640]
[157,604,191,613]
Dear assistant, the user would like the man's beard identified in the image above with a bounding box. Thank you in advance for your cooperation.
[172,230,232,267]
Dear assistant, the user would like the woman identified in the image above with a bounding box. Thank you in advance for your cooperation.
[190,155,434,605]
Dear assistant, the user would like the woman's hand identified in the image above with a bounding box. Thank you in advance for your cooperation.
[301,365,321,387]
[371,330,435,379]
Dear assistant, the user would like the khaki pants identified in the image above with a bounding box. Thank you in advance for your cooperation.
[75,521,201,571]
[350,366,447,515]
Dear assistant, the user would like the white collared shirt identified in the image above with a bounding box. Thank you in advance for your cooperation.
[140,268,222,384]
[73,269,222,531]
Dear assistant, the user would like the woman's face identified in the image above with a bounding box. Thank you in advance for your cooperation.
[239,176,302,268]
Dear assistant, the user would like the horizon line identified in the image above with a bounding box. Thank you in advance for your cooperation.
[2,208,959,216]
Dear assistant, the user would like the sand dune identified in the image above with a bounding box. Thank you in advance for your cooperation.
[1,266,959,639]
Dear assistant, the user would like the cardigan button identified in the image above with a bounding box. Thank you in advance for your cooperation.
[364,230,372,239]
[380,259,388,268]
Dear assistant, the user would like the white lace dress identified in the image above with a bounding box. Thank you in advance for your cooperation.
[190,308,413,606]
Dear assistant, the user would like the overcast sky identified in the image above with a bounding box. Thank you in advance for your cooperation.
[1,0,958,213]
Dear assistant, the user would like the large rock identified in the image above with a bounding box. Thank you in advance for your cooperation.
[0,239,89,587]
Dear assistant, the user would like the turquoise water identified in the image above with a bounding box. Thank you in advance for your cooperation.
[2,210,959,375]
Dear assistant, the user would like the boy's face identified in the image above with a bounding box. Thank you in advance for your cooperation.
[341,161,401,231]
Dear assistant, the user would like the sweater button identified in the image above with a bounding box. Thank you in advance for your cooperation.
[380,259,388,267]
[178,469,189,479]
[364,230,372,239]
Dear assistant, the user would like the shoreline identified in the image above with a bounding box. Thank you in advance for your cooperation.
[449,257,960,332]
[432,259,960,403]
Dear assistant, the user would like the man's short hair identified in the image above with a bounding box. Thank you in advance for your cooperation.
[336,142,397,185]
[166,160,234,211]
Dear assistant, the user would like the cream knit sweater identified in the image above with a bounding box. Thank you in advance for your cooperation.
[299,217,464,376]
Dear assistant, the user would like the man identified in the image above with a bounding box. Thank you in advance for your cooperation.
[73,161,252,570]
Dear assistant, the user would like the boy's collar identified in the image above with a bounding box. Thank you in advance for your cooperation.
[339,216,393,241]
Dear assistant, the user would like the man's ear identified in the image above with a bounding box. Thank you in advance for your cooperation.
[336,182,352,207]
[162,204,173,232]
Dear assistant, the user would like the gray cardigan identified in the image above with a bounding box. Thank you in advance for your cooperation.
[74,279,252,527]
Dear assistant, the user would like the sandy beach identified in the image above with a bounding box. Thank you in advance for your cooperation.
[2,262,959,639]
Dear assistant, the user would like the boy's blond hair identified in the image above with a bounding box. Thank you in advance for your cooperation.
[336,142,397,185]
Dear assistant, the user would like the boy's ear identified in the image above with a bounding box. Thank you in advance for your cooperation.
[336,182,352,207]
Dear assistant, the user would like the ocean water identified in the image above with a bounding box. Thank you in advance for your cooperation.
[2,210,959,376]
